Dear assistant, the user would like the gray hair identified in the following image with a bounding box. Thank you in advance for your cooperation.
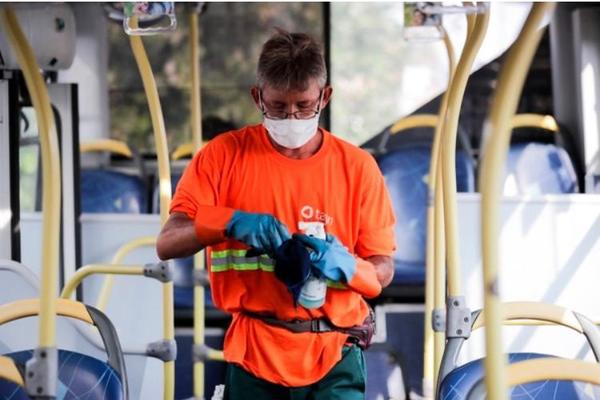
[257,28,327,91]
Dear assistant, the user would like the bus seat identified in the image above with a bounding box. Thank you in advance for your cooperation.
[438,352,600,399]
[504,143,579,195]
[0,300,127,399]
[81,170,147,213]
[365,349,406,399]
[1,349,124,399]
[377,145,476,287]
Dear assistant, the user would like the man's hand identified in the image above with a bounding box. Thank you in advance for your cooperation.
[226,211,291,255]
[293,233,356,283]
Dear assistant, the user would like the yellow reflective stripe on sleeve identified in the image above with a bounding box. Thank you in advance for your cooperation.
[326,280,347,289]
[211,249,274,272]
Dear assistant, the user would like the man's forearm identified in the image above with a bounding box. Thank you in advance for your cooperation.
[156,213,204,260]
[367,255,394,288]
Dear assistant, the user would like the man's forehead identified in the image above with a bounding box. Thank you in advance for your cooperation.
[262,80,321,100]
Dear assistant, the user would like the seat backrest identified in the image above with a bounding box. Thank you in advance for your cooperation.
[0,349,125,400]
[439,353,600,399]
[504,143,578,195]
[80,170,147,213]
[377,145,475,266]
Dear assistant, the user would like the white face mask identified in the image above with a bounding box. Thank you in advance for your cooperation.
[263,114,320,149]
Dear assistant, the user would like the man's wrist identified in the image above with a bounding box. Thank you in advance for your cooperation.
[347,257,382,298]
[194,206,236,245]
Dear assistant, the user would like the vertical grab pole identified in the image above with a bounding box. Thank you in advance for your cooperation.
[442,5,488,301]
[424,26,455,397]
[129,22,175,400]
[189,10,207,400]
[0,7,61,398]
[437,3,488,391]
[1,7,61,397]
[478,4,555,399]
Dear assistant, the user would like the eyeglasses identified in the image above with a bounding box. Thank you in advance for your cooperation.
[259,90,323,120]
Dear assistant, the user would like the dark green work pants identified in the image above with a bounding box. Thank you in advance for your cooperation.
[223,345,366,400]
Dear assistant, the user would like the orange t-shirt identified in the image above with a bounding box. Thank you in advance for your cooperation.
[170,124,395,386]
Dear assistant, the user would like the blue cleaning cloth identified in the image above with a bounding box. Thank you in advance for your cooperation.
[293,233,356,283]
[273,239,313,305]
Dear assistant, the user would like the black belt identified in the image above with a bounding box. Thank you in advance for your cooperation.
[243,311,337,334]
[242,309,375,350]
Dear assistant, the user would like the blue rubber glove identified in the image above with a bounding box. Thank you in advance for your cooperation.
[293,233,356,283]
[226,211,291,255]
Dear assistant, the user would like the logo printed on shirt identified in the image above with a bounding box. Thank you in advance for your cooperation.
[300,205,333,226]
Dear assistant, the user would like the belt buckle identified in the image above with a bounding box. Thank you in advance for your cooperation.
[310,319,321,332]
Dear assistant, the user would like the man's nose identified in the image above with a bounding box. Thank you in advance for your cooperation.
[284,104,300,119]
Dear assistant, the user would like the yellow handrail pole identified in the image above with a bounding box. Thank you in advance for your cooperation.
[390,114,438,134]
[465,2,476,40]
[189,12,203,152]
[172,142,204,160]
[471,302,585,333]
[441,6,489,299]
[512,113,559,131]
[129,19,175,400]
[80,138,134,158]
[424,26,455,396]
[1,8,61,351]
[0,356,24,386]
[95,237,156,312]
[189,10,210,399]
[469,358,600,399]
[505,358,600,387]
[478,3,555,400]
[432,160,445,383]
[61,264,145,300]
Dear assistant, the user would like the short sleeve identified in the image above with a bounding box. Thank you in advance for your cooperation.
[170,137,226,219]
[355,155,396,258]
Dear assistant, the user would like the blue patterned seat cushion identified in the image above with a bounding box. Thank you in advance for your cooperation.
[81,170,146,213]
[0,349,124,399]
[378,146,475,286]
[439,353,600,399]
[505,143,578,195]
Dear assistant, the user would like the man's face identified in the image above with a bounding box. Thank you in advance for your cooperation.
[252,79,332,119]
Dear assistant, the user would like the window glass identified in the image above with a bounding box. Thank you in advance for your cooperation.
[19,107,40,212]
[330,2,451,145]
[108,3,324,153]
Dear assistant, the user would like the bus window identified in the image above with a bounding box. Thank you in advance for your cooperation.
[108,3,324,154]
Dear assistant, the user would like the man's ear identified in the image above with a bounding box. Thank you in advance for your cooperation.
[250,86,261,108]
[321,85,333,108]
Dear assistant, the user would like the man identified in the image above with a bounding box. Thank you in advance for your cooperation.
[156,28,395,399]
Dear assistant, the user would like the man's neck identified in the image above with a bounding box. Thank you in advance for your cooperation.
[268,129,324,160]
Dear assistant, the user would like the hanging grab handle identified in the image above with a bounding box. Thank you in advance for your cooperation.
[123,2,177,36]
